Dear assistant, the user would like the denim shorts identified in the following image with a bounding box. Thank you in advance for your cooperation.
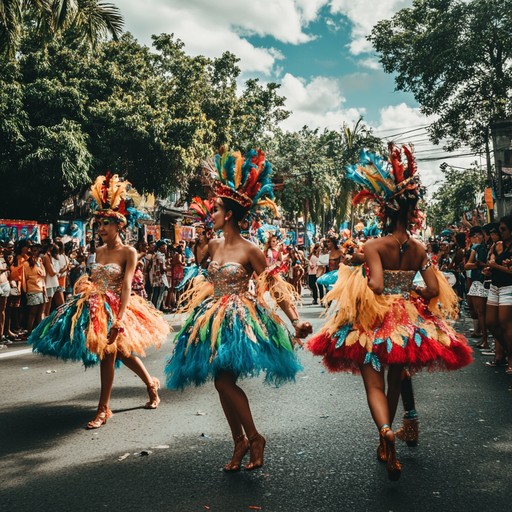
[487,284,512,307]
[26,292,46,306]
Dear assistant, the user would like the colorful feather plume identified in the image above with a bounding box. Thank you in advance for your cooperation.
[208,146,279,218]
[189,196,214,229]
[90,172,151,228]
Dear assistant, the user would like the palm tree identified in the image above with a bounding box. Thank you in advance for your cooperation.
[0,0,123,58]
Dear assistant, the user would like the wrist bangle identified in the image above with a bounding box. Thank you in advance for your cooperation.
[291,318,299,327]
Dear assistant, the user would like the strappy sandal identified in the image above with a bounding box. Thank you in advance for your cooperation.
[86,404,112,429]
[380,425,401,481]
[396,417,419,447]
[245,433,266,470]
[223,434,250,472]
[144,377,161,409]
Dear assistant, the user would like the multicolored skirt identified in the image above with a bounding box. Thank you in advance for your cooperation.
[165,293,302,389]
[308,265,473,374]
[29,283,170,367]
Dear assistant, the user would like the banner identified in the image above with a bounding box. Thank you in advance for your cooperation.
[0,219,43,243]
[56,220,86,248]
[174,225,195,242]
[145,224,161,242]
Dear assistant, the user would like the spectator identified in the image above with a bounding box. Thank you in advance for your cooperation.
[23,244,46,334]
[465,226,489,348]
[307,243,322,305]
[149,240,168,311]
[0,245,10,344]
[54,240,70,307]
[485,215,512,372]
[42,243,60,317]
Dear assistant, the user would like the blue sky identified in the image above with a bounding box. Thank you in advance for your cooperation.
[113,0,480,191]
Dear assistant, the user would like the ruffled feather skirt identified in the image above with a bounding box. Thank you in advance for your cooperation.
[308,265,473,374]
[165,293,302,389]
[29,289,170,368]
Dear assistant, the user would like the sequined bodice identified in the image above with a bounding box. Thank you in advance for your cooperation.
[208,261,251,298]
[383,270,416,297]
[90,263,124,294]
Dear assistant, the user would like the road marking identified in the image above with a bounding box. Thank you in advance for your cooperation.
[0,348,33,359]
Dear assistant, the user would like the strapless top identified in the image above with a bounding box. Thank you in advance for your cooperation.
[208,261,251,298]
[383,269,416,297]
[90,263,124,294]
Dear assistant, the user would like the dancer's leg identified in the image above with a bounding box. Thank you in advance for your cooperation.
[86,351,116,429]
[117,353,160,408]
[386,364,404,425]
[214,370,263,470]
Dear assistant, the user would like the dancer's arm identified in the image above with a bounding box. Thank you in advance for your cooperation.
[108,247,137,343]
[249,245,312,338]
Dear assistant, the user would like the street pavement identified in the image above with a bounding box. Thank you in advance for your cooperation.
[1,294,511,512]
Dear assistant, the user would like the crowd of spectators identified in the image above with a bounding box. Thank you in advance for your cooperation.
[0,235,195,348]
[2,214,511,376]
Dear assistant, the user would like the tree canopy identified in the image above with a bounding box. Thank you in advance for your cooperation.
[426,164,487,233]
[369,0,512,153]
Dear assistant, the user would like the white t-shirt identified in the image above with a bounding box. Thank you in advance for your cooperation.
[45,256,60,288]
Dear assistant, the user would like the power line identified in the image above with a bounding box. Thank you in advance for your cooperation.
[380,126,431,139]
[372,124,429,135]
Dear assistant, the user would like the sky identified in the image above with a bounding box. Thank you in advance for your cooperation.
[113,0,482,193]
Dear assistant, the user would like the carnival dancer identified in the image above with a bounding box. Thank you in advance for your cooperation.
[29,174,170,429]
[308,145,473,480]
[165,147,312,471]
[176,197,214,293]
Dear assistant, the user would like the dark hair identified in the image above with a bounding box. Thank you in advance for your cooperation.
[385,193,419,231]
[431,242,440,254]
[327,236,339,249]
[499,215,512,231]
[455,232,466,247]
[221,197,250,223]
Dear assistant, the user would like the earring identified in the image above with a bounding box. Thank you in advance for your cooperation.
[224,217,228,221]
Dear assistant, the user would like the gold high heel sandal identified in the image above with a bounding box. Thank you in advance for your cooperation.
[245,433,266,470]
[377,434,387,462]
[145,377,161,409]
[86,404,113,429]
[396,417,419,447]
[380,425,401,481]
[223,434,250,472]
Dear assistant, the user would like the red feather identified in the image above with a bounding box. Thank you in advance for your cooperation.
[352,189,379,206]
[402,145,417,179]
[389,144,405,183]
[244,168,260,198]
[252,149,265,170]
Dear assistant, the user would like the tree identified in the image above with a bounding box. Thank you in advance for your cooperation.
[426,164,487,233]
[0,0,124,58]
[369,0,512,153]
[0,29,292,220]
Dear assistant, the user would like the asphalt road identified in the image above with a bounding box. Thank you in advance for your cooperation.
[1,297,511,512]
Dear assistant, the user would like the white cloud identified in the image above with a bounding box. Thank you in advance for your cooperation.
[329,0,411,55]
[114,0,328,74]
[358,58,381,70]
[279,73,365,131]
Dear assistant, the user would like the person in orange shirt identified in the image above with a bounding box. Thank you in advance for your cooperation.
[22,244,47,334]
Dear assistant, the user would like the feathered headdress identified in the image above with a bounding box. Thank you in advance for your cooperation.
[202,146,279,218]
[189,196,214,230]
[345,144,425,229]
[90,172,151,229]
[257,223,283,245]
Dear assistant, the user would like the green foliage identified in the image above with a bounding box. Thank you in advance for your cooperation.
[0,0,124,58]
[426,164,487,232]
[0,28,292,220]
[270,119,383,230]
[369,0,512,153]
